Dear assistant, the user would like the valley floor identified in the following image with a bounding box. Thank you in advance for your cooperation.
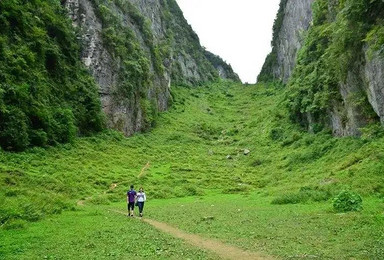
[1,82,384,259]
[1,195,383,259]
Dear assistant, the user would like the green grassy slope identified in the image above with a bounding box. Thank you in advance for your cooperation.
[1,81,384,258]
[1,81,384,223]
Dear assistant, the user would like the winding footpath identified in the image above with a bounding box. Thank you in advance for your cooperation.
[110,209,274,260]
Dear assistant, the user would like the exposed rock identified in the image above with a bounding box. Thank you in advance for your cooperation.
[243,149,250,155]
[226,155,233,160]
[64,0,238,136]
[273,0,314,83]
[365,50,384,124]
[204,50,241,82]
[258,0,315,83]
[260,0,384,136]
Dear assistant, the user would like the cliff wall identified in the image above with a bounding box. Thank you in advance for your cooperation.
[258,0,315,83]
[65,0,239,135]
[259,0,384,136]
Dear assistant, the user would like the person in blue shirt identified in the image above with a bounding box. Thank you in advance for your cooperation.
[127,185,137,217]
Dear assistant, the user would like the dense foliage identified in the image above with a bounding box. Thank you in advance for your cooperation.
[286,0,384,130]
[0,0,104,151]
[333,190,363,212]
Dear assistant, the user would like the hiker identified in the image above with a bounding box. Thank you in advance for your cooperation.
[136,187,146,217]
[127,185,137,217]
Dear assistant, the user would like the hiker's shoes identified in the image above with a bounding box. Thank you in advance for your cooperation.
[139,213,143,217]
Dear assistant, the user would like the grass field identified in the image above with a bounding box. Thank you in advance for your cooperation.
[146,194,384,259]
[2,194,383,259]
[0,205,219,259]
[1,81,384,259]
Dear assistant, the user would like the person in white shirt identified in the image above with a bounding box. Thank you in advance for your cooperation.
[136,187,146,217]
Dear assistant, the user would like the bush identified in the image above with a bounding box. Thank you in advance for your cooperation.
[333,190,363,212]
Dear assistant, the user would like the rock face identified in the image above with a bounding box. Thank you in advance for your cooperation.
[204,50,241,82]
[271,0,314,83]
[365,51,384,124]
[64,0,239,135]
[259,0,384,136]
[258,0,315,83]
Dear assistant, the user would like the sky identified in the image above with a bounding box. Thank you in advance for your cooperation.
[175,0,281,83]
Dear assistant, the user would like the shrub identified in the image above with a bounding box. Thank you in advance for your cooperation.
[333,190,363,212]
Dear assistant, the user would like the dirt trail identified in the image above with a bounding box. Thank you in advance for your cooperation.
[110,210,273,260]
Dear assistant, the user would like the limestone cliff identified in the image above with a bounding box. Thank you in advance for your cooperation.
[258,0,315,83]
[64,0,239,135]
[259,0,384,136]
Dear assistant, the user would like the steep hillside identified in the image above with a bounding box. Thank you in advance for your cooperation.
[204,50,241,82]
[64,0,240,135]
[0,0,104,151]
[259,0,384,137]
[0,0,238,151]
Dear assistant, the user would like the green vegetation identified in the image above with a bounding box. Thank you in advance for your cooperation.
[147,195,383,259]
[0,0,235,151]
[0,205,219,259]
[286,0,384,129]
[1,0,383,258]
[92,0,163,129]
[333,190,363,212]
[1,81,384,258]
[0,0,104,151]
[94,0,159,97]
[204,50,240,82]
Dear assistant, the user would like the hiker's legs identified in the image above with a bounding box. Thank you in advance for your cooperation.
[138,202,144,217]
[128,202,134,216]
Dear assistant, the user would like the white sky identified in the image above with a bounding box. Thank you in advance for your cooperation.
[175,0,280,83]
